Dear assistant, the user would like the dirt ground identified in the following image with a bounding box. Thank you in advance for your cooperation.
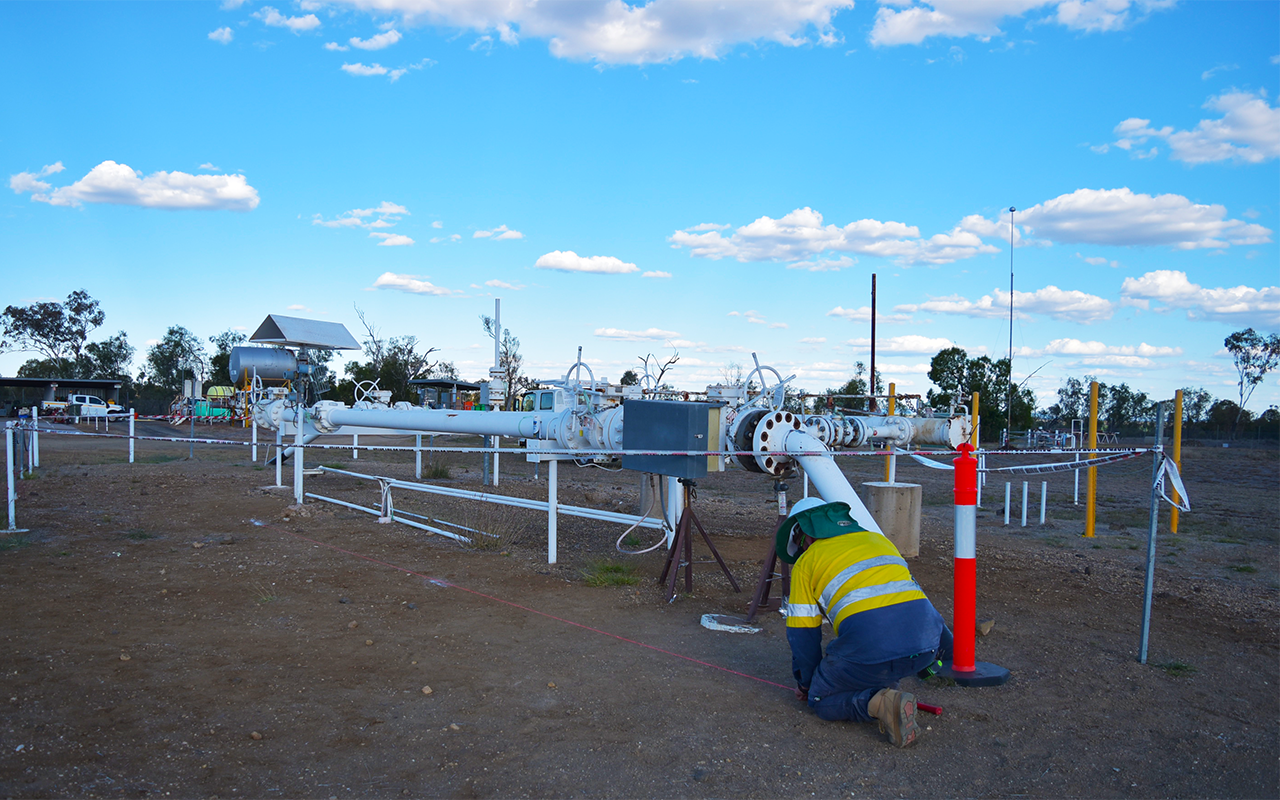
[1,421,1276,799]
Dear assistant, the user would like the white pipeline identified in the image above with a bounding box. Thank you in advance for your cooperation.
[782,429,884,535]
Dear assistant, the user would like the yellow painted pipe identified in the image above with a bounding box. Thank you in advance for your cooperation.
[1171,389,1184,534]
[1085,380,1099,538]
[884,382,896,482]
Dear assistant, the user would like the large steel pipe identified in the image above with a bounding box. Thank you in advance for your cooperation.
[782,429,884,535]
[802,413,968,449]
[315,403,545,439]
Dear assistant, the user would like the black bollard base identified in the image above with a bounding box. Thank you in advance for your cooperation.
[936,660,1011,687]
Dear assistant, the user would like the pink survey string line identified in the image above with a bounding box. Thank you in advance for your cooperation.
[250,519,795,693]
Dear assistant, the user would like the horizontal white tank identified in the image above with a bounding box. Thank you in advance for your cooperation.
[230,346,297,386]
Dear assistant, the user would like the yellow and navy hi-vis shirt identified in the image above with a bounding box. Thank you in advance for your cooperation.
[786,531,944,689]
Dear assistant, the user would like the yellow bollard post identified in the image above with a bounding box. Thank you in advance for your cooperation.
[884,383,896,482]
[1084,380,1099,538]
[1171,389,1184,534]
[970,391,980,447]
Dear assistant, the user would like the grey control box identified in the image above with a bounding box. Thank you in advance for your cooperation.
[621,400,716,479]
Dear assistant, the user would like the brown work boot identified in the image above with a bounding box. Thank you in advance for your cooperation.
[871,688,921,748]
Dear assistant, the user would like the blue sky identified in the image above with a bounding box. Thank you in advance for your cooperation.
[3,0,1278,414]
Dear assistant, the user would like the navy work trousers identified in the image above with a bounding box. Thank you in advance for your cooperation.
[807,651,936,722]
[807,627,953,722]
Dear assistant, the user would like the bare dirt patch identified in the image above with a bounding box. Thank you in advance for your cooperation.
[1,424,1276,798]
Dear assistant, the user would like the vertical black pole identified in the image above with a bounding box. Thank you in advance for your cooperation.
[870,273,877,413]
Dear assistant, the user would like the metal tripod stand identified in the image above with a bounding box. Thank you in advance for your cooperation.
[657,478,741,602]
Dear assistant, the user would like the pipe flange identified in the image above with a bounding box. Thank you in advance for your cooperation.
[752,410,802,476]
[731,408,768,473]
[311,401,346,434]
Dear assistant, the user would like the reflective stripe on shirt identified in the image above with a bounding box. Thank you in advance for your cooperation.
[826,579,924,624]
[818,555,909,610]
[786,602,821,619]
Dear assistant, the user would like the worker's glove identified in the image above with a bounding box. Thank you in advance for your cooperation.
[917,658,943,681]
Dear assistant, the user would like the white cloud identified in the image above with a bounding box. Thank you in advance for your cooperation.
[846,335,956,354]
[1108,91,1280,164]
[220,0,249,8]
[286,304,312,312]
[198,162,220,171]
[474,224,523,240]
[1016,337,1184,369]
[370,232,415,246]
[535,250,639,274]
[1076,252,1120,268]
[322,0,850,65]
[208,27,234,44]
[799,337,827,344]
[324,42,350,51]
[8,162,64,195]
[254,6,321,33]
[431,220,443,228]
[341,58,432,81]
[594,327,682,342]
[1121,270,1280,326]
[485,279,525,290]
[728,309,789,328]
[313,201,410,244]
[826,306,914,323]
[430,234,462,243]
[787,255,857,271]
[371,272,454,295]
[1201,64,1237,81]
[350,29,402,50]
[685,222,731,231]
[670,207,1000,266]
[869,1,1174,46]
[897,285,1113,323]
[641,270,672,279]
[1014,187,1272,249]
[342,62,390,76]
[9,160,258,210]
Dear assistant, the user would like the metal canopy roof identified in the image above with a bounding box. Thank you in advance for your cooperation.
[249,315,360,350]
[408,378,482,391]
[0,377,123,389]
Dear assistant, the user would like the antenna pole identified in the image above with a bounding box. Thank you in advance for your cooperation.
[870,273,877,412]
[1006,207,1016,442]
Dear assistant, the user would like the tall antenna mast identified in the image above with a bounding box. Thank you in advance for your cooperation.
[1006,206,1016,441]
[870,272,877,412]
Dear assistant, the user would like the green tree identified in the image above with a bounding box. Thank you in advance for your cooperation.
[1178,386,1214,424]
[0,289,104,364]
[1100,382,1153,435]
[81,332,134,380]
[208,329,247,385]
[1223,328,1280,435]
[1207,399,1249,430]
[143,326,208,393]
[331,308,452,404]
[832,361,882,412]
[480,314,533,411]
[620,369,639,386]
[926,349,1031,440]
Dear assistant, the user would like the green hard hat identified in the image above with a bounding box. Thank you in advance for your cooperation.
[774,499,867,564]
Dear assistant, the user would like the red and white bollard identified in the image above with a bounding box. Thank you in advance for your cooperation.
[938,443,1009,687]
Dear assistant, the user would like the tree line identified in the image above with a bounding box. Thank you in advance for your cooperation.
[3,290,1276,436]
[0,291,458,414]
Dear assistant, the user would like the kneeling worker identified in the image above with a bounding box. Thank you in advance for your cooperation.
[777,497,952,747]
